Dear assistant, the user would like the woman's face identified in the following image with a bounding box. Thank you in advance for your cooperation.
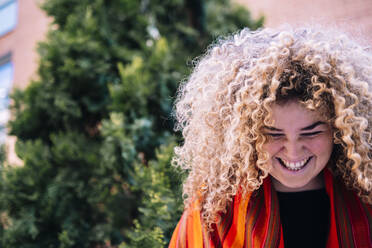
[262,100,333,192]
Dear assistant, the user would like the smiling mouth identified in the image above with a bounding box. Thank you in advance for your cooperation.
[276,156,313,171]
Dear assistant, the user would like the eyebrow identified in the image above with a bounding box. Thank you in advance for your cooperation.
[300,121,327,131]
[263,121,327,132]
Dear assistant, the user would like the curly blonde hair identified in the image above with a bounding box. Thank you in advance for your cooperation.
[173,25,372,228]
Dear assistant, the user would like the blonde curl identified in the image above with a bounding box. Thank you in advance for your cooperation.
[172,25,372,228]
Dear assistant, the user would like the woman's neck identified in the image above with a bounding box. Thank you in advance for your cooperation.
[271,172,325,192]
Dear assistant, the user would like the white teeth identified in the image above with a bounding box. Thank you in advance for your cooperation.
[281,157,309,170]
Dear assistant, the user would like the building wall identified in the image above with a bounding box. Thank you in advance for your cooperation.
[0,0,49,165]
[0,0,49,89]
[236,0,372,43]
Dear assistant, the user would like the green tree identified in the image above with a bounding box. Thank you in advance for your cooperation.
[1,0,263,247]
[0,144,5,166]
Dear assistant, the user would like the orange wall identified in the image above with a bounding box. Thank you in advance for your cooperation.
[0,0,49,165]
[236,0,372,44]
[0,0,49,89]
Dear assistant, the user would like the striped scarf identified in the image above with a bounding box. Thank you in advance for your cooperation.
[169,170,372,247]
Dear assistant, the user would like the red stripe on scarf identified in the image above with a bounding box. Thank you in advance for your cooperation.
[349,193,372,247]
[251,180,272,248]
[245,188,264,248]
[223,190,251,247]
[324,170,342,248]
[170,169,372,248]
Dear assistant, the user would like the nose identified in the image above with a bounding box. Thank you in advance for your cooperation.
[283,139,303,159]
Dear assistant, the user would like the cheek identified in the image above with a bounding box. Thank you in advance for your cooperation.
[262,141,281,157]
[307,136,333,155]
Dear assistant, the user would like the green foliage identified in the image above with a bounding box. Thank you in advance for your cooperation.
[123,220,167,248]
[0,134,106,247]
[121,141,184,247]
[206,0,264,37]
[0,144,5,166]
[1,0,263,247]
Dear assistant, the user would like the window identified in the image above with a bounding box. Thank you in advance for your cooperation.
[0,0,17,37]
[0,53,13,143]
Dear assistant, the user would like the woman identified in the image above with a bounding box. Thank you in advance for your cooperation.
[170,26,372,247]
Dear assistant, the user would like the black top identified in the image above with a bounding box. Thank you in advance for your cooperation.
[277,189,330,248]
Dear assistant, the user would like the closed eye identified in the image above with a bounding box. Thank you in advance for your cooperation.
[266,133,284,137]
[301,131,323,137]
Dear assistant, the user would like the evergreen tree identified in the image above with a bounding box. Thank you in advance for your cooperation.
[1,0,263,247]
[0,144,5,166]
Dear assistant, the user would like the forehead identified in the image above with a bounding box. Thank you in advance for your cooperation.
[269,101,325,129]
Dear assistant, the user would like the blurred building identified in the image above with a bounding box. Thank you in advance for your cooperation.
[0,0,49,164]
[236,0,372,44]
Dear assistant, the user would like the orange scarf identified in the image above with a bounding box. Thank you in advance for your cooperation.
[169,170,372,247]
